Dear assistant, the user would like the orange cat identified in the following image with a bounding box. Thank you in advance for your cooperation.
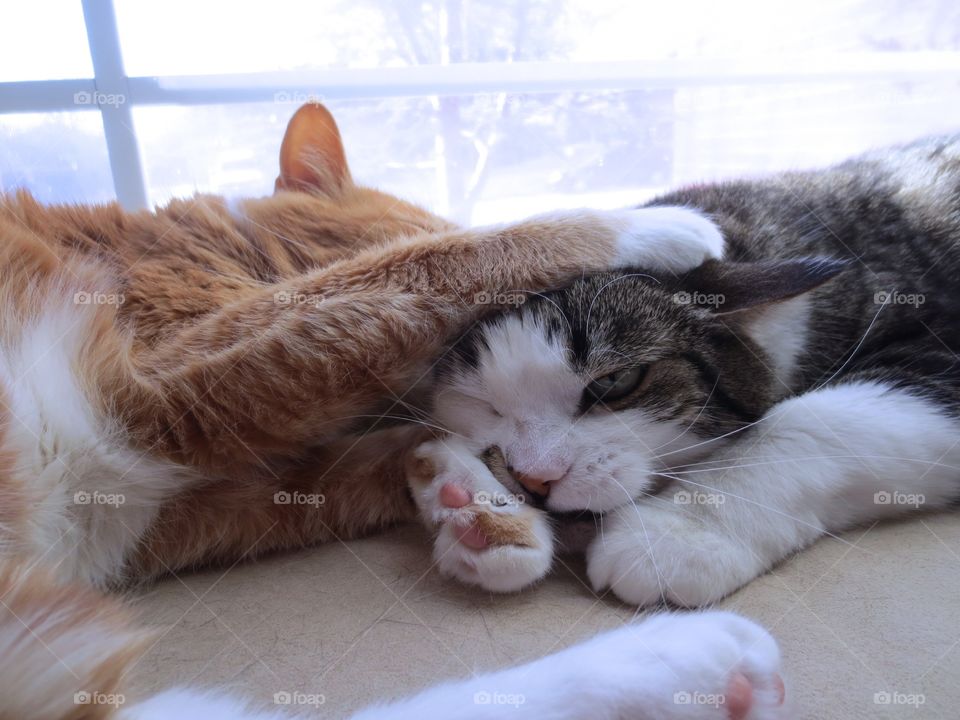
[0,103,722,589]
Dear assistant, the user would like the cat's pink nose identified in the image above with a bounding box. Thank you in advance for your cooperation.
[514,472,552,497]
[509,459,571,498]
[439,483,471,508]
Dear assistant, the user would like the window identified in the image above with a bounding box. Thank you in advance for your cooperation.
[2,0,959,225]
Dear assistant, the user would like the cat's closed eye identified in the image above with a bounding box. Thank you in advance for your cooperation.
[584,366,648,405]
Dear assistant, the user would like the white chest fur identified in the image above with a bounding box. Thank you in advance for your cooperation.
[0,305,194,587]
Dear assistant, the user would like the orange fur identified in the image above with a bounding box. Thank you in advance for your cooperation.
[0,560,150,719]
[473,512,540,548]
[0,103,633,585]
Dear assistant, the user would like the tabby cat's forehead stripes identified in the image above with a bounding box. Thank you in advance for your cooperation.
[445,263,780,444]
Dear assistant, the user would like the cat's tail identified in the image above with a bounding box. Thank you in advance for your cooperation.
[0,559,151,719]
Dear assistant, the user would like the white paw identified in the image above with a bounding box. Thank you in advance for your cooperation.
[612,206,724,273]
[432,515,554,593]
[407,439,554,592]
[555,611,785,720]
[587,501,764,607]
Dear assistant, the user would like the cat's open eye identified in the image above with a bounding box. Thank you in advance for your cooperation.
[585,366,647,404]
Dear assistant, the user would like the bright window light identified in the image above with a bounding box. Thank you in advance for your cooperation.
[1,0,959,225]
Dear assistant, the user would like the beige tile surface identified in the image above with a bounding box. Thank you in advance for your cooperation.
[125,513,960,719]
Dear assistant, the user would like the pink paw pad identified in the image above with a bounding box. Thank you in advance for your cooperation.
[726,672,785,720]
[439,483,472,509]
[455,522,490,550]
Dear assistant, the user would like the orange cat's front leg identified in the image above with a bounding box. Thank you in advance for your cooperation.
[122,208,723,473]
[128,424,428,581]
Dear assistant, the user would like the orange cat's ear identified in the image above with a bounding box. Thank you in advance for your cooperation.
[275,103,352,195]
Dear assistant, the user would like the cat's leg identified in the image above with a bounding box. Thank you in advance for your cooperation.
[406,436,555,592]
[348,610,785,720]
[137,431,552,588]
[129,206,723,469]
[128,612,784,720]
[128,425,426,581]
[587,379,960,607]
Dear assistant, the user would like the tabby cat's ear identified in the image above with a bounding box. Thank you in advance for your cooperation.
[275,103,353,195]
[680,257,847,314]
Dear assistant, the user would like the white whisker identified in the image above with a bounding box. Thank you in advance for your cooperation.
[651,471,872,552]
[812,295,888,392]
[663,454,960,476]
[511,289,573,337]
[653,412,775,460]
[608,476,668,600]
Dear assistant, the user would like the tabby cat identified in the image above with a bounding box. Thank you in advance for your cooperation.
[409,134,960,610]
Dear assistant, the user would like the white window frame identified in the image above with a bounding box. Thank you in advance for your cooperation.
[1,0,959,210]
